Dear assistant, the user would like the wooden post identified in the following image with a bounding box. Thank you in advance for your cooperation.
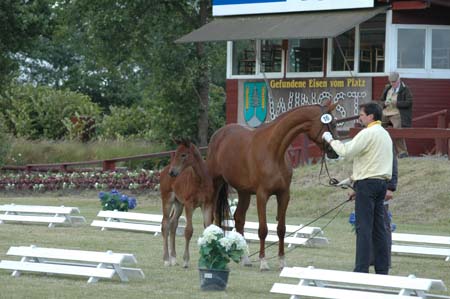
[436,114,447,155]
[102,161,116,171]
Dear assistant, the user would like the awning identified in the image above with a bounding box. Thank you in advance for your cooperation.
[176,6,388,43]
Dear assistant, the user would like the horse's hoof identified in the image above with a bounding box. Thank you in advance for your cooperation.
[164,260,170,267]
[241,255,252,267]
[170,257,177,266]
[279,256,286,270]
[260,258,270,271]
[182,262,189,268]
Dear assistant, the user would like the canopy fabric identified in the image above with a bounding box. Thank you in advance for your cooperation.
[176,6,388,43]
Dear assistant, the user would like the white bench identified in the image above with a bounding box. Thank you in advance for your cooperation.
[392,232,450,261]
[223,220,328,247]
[0,204,86,228]
[0,245,144,283]
[271,266,447,299]
[91,210,186,236]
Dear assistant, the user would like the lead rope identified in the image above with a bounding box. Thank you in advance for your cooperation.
[246,195,353,261]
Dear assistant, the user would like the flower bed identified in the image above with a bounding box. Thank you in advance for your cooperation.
[0,169,160,192]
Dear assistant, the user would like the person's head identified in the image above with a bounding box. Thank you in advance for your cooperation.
[388,72,400,88]
[359,102,382,126]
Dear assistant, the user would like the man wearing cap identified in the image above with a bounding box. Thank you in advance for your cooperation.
[380,71,413,158]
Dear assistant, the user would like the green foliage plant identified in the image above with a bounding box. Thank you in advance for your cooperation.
[97,105,152,139]
[197,224,247,270]
[1,84,100,140]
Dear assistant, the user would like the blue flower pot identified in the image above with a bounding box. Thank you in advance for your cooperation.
[199,268,229,291]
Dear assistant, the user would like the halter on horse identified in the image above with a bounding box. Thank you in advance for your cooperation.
[207,101,339,270]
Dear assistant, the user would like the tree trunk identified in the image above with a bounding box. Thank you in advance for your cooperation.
[196,0,210,146]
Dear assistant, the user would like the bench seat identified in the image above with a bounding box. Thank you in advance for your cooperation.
[91,210,186,236]
[0,245,144,283]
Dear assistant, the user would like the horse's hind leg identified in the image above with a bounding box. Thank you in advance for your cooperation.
[169,200,183,266]
[234,191,252,267]
[182,201,195,268]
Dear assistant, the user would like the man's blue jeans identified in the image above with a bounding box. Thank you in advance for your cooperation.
[354,179,389,274]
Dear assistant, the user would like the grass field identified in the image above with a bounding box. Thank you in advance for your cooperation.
[0,157,449,298]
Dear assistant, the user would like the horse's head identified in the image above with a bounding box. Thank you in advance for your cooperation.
[307,100,339,159]
[169,138,195,177]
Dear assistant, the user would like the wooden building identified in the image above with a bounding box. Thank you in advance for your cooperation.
[179,0,450,157]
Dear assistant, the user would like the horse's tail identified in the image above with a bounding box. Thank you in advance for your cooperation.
[215,183,230,229]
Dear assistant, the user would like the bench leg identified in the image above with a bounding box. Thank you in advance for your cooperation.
[88,263,107,283]
[113,264,129,282]
[11,256,31,277]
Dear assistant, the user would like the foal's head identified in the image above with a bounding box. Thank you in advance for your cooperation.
[306,100,339,159]
[168,139,197,177]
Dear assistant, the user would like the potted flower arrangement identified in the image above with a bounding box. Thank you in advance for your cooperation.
[98,189,137,211]
[197,224,247,291]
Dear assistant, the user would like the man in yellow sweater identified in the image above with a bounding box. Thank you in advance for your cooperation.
[322,102,393,275]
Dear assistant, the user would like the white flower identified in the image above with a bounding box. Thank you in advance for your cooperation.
[199,224,224,244]
[219,237,234,251]
[226,230,247,251]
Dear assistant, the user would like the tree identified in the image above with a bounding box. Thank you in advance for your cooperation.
[0,0,52,87]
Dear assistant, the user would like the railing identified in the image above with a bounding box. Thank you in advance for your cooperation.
[349,109,450,158]
[1,147,207,172]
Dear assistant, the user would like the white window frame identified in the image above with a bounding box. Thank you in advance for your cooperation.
[390,23,450,79]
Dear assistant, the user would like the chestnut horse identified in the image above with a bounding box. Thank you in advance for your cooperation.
[207,102,338,270]
[160,139,215,268]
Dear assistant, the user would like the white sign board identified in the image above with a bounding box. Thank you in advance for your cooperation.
[213,0,374,16]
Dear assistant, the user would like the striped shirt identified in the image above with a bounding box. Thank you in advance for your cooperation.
[330,121,393,181]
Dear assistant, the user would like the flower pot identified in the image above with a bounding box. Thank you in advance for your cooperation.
[198,268,229,291]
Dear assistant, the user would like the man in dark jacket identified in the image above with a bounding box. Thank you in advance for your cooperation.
[380,72,413,158]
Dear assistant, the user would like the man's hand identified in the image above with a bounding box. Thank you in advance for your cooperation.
[385,190,394,201]
[322,131,333,143]
[348,191,356,201]
[336,177,352,188]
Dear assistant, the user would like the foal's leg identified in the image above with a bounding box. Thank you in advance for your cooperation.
[169,200,184,266]
[234,191,252,266]
[276,190,290,270]
[182,201,195,268]
[256,190,270,271]
[162,192,175,266]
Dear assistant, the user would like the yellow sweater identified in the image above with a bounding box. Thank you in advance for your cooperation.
[330,122,393,181]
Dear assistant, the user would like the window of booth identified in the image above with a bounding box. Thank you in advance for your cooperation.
[232,40,256,75]
[287,39,324,73]
[359,14,386,73]
[397,28,426,69]
[394,25,450,73]
[331,28,355,72]
[260,39,283,73]
[432,29,450,70]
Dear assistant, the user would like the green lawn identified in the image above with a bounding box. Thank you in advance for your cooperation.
[0,157,449,298]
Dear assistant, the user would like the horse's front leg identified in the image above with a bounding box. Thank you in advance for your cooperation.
[169,200,183,266]
[162,192,175,266]
[234,191,252,266]
[182,201,195,268]
[256,190,270,271]
[276,190,290,270]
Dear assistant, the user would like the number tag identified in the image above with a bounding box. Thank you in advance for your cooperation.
[321,114,333,124]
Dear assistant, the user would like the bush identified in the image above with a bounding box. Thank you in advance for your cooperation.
[0,84,101,140]
[0,121,11,167]
[97,105,153,139]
